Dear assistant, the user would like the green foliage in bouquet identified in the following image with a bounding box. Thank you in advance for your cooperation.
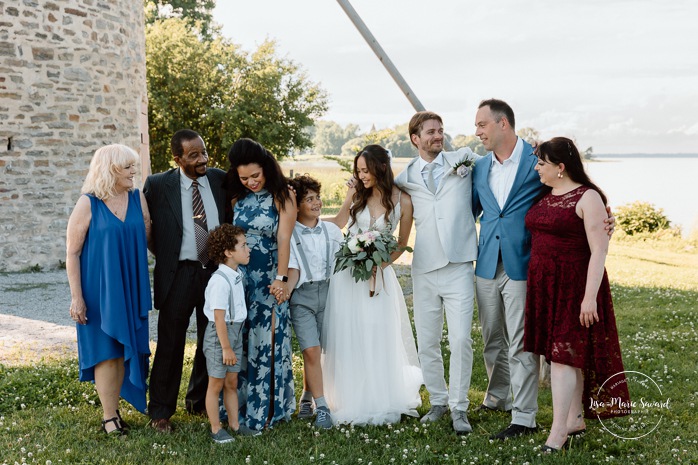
[334,228,412,282]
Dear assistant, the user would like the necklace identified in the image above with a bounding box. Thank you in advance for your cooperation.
[106,192,128,217]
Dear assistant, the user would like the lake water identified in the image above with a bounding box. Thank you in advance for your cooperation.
[584,155,697,237]
[286,154,697,237]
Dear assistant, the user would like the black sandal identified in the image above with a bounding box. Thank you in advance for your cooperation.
[116,409,131,432]
[541,438,570,453]
[102,416,126,436]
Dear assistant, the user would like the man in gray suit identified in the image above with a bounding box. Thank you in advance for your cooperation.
[395,111,479,434]
[144,129,227,432]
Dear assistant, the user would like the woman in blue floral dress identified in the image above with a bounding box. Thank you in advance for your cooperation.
[226,138,297,432]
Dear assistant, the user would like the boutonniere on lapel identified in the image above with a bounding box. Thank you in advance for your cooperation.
[451,156,476,178]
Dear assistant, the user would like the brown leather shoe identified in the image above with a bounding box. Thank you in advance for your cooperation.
[150,418,173,433]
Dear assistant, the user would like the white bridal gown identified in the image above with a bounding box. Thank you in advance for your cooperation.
[321,203,423,425]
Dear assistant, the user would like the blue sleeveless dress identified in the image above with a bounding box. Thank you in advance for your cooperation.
[234,189,295,430]
[77,189,152,413]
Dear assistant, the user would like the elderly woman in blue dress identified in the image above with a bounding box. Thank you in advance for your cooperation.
[66,144,152,435]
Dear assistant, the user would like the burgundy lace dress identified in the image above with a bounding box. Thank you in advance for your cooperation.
[524,186,630,419]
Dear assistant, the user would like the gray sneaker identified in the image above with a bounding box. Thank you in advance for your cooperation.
[420,405,449,423]
[314,406,333,429]
[235,424,262,437]
[211,428,235,444]
[298,400,315,419]
[451,409,472,435]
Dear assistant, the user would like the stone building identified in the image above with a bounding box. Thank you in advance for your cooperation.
[0,0,149,271]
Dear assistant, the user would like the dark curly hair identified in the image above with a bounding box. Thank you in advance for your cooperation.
[207,224,246,265]
[349,145,394,227]
[288,174,322,203]
[225,138,291,208]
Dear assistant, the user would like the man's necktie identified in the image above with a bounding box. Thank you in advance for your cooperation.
[424,163,437,194]
[191,179,210,267]
[302,227,322,235]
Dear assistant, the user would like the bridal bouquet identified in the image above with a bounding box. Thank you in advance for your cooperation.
[334,227,412,294]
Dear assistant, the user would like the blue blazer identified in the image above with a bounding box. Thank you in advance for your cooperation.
[472,140,542,280]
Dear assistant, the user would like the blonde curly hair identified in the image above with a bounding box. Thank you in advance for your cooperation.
[81,144,140,200]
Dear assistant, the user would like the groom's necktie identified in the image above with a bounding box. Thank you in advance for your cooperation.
[191,179,210,267]
[424,163,437,194]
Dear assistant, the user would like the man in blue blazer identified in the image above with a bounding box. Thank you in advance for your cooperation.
[472,99,614,440]
[472,99,542,440]
[144,129,227,432]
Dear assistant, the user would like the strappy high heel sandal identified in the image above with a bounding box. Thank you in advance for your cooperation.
[102,416,127,436]
[116,409,131,432]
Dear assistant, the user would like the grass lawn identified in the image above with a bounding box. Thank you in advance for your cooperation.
[1,233,696,464]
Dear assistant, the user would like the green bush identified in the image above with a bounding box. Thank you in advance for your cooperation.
[616,201,671,235]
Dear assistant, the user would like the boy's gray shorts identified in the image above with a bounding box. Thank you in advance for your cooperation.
[203,320,244,378]
[290,279,329,351]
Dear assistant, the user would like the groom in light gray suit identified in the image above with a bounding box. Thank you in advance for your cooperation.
[395,111,479,434]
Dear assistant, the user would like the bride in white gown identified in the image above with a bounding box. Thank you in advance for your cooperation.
[322,145,423,425]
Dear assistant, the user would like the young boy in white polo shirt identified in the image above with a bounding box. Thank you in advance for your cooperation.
[203,224,251,443]
[287,175,344,429]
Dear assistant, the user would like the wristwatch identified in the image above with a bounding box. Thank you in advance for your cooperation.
[275,275,288,282]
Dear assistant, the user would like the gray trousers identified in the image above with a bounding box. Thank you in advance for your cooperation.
[476,261,539,427]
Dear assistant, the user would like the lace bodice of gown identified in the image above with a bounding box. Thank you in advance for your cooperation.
[348,200,401,235]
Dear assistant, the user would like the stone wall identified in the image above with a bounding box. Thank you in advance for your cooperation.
[0,0,148,271]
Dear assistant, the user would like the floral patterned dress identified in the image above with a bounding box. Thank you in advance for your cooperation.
[234,189,294,430]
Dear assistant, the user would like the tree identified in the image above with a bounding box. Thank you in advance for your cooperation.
[516,127,541,146]
[340,128,397,157]
[452,134,486,155]
[144,0,217,39]
[313,121,359,155]
[145,18,328,172]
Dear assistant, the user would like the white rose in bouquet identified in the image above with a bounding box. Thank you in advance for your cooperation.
[347,236,361,254]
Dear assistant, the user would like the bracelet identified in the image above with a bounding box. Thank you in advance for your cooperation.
[275,275,288,282]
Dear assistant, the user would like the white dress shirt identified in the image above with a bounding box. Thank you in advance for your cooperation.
[417,152,446,191]
[288,219,343,288]
[178,169,220,261]
[203,264,247,323]
[488,137,524,209]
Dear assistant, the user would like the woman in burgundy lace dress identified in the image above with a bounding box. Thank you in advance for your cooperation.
[524,137,630,452]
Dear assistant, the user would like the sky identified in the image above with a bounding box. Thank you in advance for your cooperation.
[213,0,698,154]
